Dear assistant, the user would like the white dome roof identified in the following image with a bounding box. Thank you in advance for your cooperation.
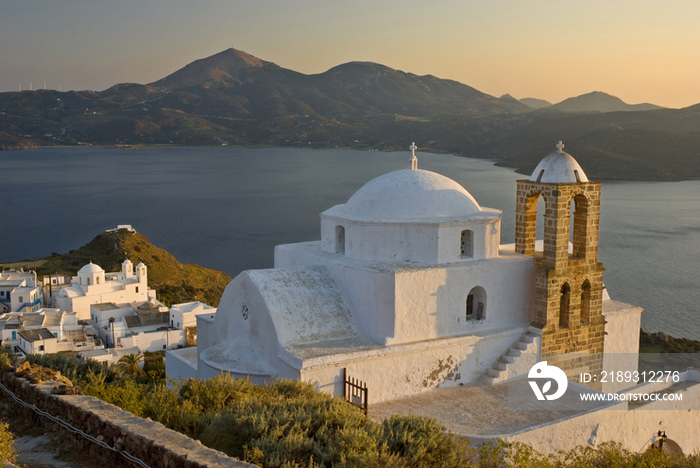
[78,262,103,274]
[529,149,588,183]
[323,169,482,222]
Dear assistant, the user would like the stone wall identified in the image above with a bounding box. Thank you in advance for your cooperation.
[0,370,256,468]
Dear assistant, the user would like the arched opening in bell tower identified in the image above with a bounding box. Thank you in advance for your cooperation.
[580,280,591,324]
[559,283,571,328]
[570,194,589,258]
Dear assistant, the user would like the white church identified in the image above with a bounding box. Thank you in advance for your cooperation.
[55,259,156,320]
[179,142,641,392]
[169,143,700,453]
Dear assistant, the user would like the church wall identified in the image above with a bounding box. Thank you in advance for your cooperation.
[391,256,534,344]
[197,272,283,381]
[601,304,643,393]
[301,328,525,403]
[435,218,500,263]
[504,378,700,454]
[275,243,397,344]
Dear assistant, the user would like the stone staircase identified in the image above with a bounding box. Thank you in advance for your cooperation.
[483,331,540,385]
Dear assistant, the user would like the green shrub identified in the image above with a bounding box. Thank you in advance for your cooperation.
[0,421,14,467]
[24,356,700,468]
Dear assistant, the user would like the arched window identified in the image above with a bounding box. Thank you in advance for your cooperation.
[335,226,345,254]
[559,283,571,328]
[460,230,473,258]
[466,286,486,321]
[571,194,589,258]
[580,280,591,324]
[96,277,100,285]
[87,278,91,286]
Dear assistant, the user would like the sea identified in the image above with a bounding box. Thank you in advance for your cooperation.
[1,147,699,340]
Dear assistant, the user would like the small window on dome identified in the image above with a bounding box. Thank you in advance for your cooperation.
[460,230,473,258]
[335,226,345,254]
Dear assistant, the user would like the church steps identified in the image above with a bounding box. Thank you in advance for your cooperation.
[482,331,540,385]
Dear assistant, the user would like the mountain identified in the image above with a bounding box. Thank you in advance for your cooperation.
[519,97,552,109]
[5,229,231,307]
[550,91,664,113]
[0,48,698,180]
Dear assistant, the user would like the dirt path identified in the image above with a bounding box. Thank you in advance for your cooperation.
[3,409,105,468]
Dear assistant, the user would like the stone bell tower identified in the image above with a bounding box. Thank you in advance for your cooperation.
[515,142,605,378]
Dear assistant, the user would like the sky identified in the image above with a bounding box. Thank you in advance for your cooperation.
[1,0,699,108]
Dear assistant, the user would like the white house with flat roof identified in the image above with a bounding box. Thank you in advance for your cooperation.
[1,308,98,355]
[0,270,43,313]
[55,260,156,320]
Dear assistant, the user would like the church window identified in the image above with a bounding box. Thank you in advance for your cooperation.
[87,278,91,285]
[460,230,473,258]
[466,286,486,320]
[335,226,345,254]
[559,283,571,328]
[96,277,100,284]
[135,287,139,293]
[580,280,591,324]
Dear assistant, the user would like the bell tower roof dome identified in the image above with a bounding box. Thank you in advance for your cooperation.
[529,141,588,183]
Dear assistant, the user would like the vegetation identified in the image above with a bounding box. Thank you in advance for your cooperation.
[1,229,231,306]
[0,421,15,468]
[640,329,700,354]
[117,352,145,377]
[22,354,700,468]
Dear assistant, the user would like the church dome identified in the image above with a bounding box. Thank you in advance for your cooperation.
[325,169,482,222]
[78,262,103,274]
[529,142,588,183]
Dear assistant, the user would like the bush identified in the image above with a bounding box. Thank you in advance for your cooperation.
[0,421,14,468]
[23,356,700,468]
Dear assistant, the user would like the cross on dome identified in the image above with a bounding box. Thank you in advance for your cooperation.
[409,142,418,170]
[556,141,565,152]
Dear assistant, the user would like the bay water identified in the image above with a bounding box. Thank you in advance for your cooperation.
[1,147,698,339]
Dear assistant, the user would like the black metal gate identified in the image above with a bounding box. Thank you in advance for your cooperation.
[343,368,368,415]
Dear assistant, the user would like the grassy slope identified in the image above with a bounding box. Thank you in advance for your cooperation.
[2,229,230,307]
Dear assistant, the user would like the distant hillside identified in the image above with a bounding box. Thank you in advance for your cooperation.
[470,104,700,181]
[1,48,698,180]
[519,97,552,109]
[550,91,664,113]
[4,229,231,307]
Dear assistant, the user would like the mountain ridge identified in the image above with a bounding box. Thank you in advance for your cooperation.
[0,48,698,181]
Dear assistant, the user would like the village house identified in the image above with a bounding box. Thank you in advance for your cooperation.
[0,269,43,313]
[0,308,99,355]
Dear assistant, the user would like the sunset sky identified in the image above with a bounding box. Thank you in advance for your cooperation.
[2,0,698,108]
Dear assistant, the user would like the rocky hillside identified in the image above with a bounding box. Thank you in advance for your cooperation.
[1,48,699,180]
[23,229,231,307]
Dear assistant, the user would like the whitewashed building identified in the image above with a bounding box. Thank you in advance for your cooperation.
[1,308,98,355]
[0,270,43,313]
[54,260,156,320]
[174,143,639,398]
[89,298,184,351]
